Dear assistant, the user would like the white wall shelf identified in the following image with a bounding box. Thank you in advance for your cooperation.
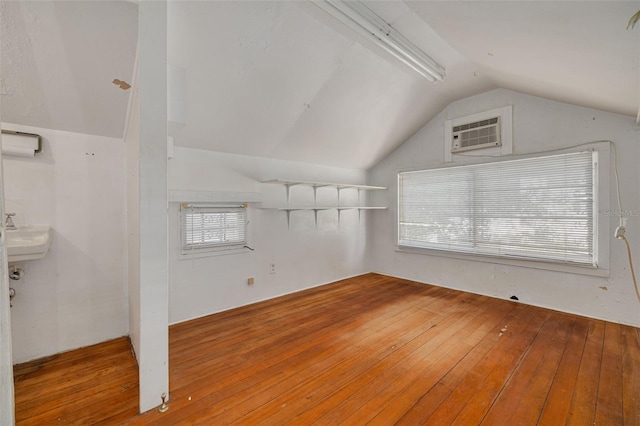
[169,189,262,203]
[261,180,387,227]
[262,179,386,190]
[262,179,385,204]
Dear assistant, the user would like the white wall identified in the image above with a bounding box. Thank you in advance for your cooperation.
[2,123,128,363]
[368,88,640,326]
[131,0,169,413]
[168,147,370,324]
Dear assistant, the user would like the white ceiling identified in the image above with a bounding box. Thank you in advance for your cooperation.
[1,1,138,138]
[2,1,638,169]
[408,1,640,119]
[167,1,494,169]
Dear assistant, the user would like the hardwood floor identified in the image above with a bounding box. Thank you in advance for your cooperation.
[13,336,139,424]
[13,273,640,425]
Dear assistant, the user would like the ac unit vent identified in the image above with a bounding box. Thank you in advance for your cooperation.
[451,117,501,153]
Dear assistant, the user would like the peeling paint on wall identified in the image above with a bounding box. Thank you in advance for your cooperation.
[112,79,131,90]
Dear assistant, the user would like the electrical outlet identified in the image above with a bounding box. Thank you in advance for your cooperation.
[269,263,276,274]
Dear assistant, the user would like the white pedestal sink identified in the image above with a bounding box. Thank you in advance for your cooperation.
[6,226,52,263]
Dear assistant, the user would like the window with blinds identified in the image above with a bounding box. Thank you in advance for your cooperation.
[181,205,247,256]
[398,151,597,266]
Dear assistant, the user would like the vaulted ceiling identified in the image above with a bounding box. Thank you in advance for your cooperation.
[2,1,638,169]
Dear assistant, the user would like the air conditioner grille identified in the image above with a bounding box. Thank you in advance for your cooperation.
[452,117,498,133]
[452,116,501,152]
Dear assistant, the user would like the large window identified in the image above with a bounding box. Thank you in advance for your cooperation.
[180,205,247,256]
[398,151,597,266]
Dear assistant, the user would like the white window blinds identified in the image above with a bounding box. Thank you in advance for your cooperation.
[398,151,597,266]
[181,205,247,255]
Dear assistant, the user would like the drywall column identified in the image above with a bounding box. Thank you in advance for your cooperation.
[0,131,15,424]
[132,0,169,413]
[0,18,15,420]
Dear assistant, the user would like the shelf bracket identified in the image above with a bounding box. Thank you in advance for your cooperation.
[285,184,293,204]
[286,210,291,229]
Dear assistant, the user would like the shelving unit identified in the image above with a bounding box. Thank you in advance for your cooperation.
[169,189,261,203]
[262,179,386,204]
[261,180,387,227]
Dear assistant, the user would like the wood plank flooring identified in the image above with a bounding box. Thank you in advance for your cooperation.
[13,336,139,424]
[13,273,640,425]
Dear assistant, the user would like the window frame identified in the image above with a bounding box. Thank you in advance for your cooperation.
[395,144,611,277]
[179,203,249,259]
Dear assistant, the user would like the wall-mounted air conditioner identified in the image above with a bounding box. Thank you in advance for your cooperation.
[451,116,501,153]
[444,105,512,162]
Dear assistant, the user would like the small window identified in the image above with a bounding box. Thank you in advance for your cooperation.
[398,151,597,266]
[180,204,247,256]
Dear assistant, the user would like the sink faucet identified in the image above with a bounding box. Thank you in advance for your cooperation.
[5,213,16,230]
